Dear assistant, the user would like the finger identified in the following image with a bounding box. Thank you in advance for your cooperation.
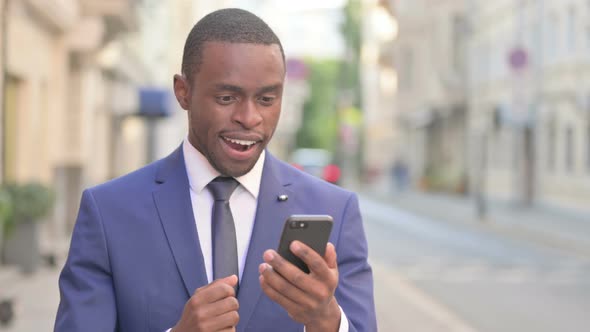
[203,294,240,318]
[193,279,236,303]
[258,262,314,306]
[216,274,238,287]
[289,241,331,277]
[196,275,237,291]
[206,310,240,331]
[194,275,236,293]
[263,250,313,291]
[259,274,301,316]
[324,242,337,269]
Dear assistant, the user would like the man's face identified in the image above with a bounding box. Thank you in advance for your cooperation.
[174,42,285,177]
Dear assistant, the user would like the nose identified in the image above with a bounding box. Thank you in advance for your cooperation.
[232,100,263,129]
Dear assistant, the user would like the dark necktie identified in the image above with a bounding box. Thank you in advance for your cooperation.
[208,177,240,286]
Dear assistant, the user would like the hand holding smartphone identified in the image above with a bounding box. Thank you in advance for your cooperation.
[277,215,333,273]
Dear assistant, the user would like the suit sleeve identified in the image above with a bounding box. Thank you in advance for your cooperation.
[54,189,117,331]
[334,193,377,332]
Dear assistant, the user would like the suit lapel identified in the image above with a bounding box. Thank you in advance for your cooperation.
[153,147,208,296]
[152,148,294,327]
[237,154,295,330]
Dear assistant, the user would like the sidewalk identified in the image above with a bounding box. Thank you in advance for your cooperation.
[0,264,61,331]
[372,260,479,332]
[363,189,590,258]
[0,238,67,331]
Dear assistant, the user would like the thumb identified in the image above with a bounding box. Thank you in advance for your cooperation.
[324,242,337,269]
[217,274,239,287]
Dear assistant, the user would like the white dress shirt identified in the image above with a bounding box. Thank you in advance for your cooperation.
[168,138,348,331]
[182,137,263,283]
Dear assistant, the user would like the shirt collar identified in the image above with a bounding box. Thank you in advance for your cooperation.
[182,137,264,199]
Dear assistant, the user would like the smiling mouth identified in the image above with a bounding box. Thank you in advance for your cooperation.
[222,136,259,152]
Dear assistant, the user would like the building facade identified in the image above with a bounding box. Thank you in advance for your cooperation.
[358,0,397,190]
[1,0,149,257]
[373,0,469,193]
[467,0,590,210]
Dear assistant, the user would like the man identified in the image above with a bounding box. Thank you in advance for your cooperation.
[55,8,376,332]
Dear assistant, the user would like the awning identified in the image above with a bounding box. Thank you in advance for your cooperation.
[139,88,173,118]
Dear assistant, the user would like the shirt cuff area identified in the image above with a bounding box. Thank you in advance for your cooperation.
[303,305,349,332]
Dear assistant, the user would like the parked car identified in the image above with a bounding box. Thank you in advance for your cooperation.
[290,148,341,185]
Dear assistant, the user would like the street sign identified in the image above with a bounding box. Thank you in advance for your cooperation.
[286,58,308,80]
[508,47,528,71]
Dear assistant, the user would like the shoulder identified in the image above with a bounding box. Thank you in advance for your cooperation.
[85,154,171,199]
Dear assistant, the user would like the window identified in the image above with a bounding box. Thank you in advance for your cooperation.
[587,122,590,170]
[567,6,576,52]
[547,120,556,172]
[587,0,590,51]
[399,48,414,91]
[452,15,467,73]
[547,13,561,60]
[565,125,575,173]
[4,75,21,181]
[474,41,490,84]
[532,19,542,64]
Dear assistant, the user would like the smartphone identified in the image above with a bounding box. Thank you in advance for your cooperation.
[277,215,333,273]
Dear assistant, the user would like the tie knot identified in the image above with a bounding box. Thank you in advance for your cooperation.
[208,177,239,201]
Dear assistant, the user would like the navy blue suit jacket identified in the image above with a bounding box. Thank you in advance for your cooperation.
[55,147,376,331]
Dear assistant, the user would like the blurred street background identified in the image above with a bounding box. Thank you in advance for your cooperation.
[1,0,589,331]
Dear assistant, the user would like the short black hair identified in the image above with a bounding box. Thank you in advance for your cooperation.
[181,8,285,81]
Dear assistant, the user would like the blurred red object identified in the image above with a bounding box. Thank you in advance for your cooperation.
[290,148,340,185]
[323,164,341,184]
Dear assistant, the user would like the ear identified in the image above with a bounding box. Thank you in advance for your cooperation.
[173,74,191,110]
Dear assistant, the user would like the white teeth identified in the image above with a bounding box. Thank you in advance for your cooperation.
[224,137,256,146]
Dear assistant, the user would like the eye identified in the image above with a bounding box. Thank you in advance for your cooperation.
[258,96,275,106]
[216,95,236,105]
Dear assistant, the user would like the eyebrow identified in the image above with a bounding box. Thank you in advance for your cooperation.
[213,83,283,95]
[257,84,283,95]
[214,84,243,93]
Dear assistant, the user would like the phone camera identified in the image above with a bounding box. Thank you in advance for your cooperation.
[290,221,308,229]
